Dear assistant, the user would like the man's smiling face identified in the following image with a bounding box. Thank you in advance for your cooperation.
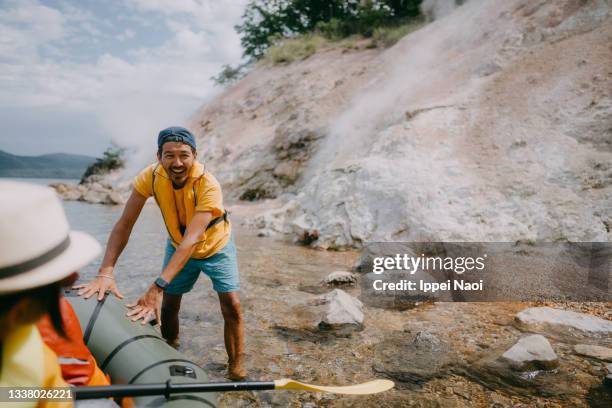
[158,141,197,187]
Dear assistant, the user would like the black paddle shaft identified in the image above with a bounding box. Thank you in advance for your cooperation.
[74,380,276,400]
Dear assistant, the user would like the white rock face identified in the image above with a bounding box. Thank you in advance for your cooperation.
[313,289,364,329]
[190,0,612,248]
[516,307,612,336]
[500,334,558,371]
[574,344,612,362]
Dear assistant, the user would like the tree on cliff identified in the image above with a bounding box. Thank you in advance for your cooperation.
[80,145,125,184]
[236,0,422,59]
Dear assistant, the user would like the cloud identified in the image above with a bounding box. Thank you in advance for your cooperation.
[127,0,247,62]
[116,28,135,41]
[0,0,248,161]
[0,0,65,63]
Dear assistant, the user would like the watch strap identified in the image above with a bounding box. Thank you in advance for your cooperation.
[155,277,169,289]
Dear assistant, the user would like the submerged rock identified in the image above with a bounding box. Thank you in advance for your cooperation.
[500,334,559,371]
[574,344,612,362]
[373,330,454,387]
[465,341,573,399]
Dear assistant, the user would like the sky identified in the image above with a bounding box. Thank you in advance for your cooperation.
[0,0,248,158]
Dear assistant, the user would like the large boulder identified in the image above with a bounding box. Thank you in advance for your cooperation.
[500,334,559,371]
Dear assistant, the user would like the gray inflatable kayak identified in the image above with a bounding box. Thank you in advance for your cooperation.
[65,290,217,407]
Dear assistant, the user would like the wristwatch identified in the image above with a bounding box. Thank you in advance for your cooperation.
[154,277,169,290]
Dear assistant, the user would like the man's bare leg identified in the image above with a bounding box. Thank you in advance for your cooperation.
[218,291,246,380]
[161,293,182,348]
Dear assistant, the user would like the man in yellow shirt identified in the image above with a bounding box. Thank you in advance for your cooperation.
[74,126,246,380]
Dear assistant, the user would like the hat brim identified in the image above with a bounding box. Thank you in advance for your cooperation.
[0,230,101,294]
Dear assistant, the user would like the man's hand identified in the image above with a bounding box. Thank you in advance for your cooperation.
[74,190,146,301]
[126,284,163,325]
[73,267,124,301]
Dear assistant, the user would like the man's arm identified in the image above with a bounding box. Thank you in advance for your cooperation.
[160,211,213,282]
[74,189,147,300]
[126,211,212,323]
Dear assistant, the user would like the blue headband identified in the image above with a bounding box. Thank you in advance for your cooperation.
[157,126,196,151]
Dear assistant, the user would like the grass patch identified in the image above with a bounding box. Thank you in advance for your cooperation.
[261,34,327,65]
[370,19,426,48]
[260,19,426,66]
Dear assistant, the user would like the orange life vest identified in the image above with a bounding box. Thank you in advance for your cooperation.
[37,298,110,387]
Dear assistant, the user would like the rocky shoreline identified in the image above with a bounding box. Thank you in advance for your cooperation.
[50,178,129,205]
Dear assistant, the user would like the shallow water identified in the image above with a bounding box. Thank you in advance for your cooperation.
[7,178,610,407]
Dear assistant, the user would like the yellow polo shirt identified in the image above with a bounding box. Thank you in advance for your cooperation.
[133,162,230,259]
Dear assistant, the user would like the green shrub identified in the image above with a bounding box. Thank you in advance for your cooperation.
[237,0,423,60]
[211,63,248,86]
[316,18,349,40]
[80,145,125,184]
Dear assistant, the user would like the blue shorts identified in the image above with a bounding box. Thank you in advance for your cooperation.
[163,236,240,294]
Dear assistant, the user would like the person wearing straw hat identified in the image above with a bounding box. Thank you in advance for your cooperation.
[0,181,101,407]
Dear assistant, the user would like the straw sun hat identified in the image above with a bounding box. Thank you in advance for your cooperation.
[0,181,101,294]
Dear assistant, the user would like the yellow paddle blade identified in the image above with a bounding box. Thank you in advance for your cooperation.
[274,378,394,395]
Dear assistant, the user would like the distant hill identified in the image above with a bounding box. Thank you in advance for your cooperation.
[0,150,96,179]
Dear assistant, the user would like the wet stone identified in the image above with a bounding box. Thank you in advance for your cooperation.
[500,335,559,371]
[574,344,612,362]
[322,271,357,286]
[312,289,364,331]
[515,307,612,339]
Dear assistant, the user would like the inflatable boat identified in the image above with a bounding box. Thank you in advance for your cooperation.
[65,290,217,407]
